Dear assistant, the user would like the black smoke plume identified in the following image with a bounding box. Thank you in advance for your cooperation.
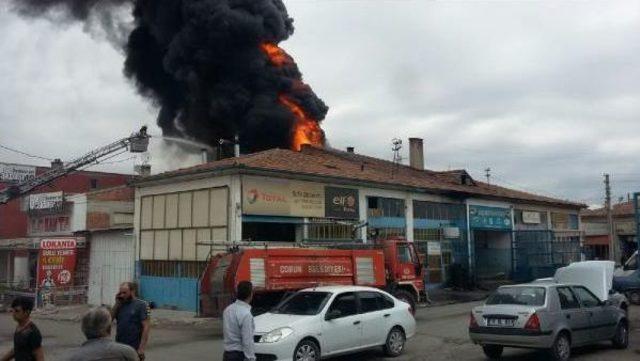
[10,0,329,153]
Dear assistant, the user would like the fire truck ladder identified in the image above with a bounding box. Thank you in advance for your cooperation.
[0,126,150,204]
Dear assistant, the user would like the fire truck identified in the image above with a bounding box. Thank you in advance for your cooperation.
[199,237,427,317]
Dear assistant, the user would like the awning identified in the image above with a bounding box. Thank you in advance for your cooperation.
[584,235,609,246]
[242,215,305,224]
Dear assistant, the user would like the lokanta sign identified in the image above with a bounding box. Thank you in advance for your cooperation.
[38,238,77,288]
[243,177,324,217]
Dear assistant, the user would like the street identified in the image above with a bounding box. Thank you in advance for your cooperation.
[2,302,640,361]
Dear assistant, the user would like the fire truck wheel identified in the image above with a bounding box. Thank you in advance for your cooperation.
[394,289,416,314]
[383,327,406,357]
[293,339,320,361]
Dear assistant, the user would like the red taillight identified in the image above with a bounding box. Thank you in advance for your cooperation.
[469,312,479,328]
[524,313,541,331]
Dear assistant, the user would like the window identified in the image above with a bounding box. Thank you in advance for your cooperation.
[381,294,395,309]
[90,179,98,189]
[273,292,331,316]
[397,244,413,263]
[328,292,357,318]
[572,286,601,308]
[358,291,385,313]
[556,287,580,309]
[486,287,546,306]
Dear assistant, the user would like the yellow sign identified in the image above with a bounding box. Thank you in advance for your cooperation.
[243,177,324,217]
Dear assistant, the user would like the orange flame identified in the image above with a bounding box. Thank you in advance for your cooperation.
[260,42,291,67]
[260,42,325,151]
[279,95,324,151]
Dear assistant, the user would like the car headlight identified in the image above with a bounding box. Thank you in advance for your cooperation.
[259,327,294,343]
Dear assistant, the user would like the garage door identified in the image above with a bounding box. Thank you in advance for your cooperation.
[88,231,134,306]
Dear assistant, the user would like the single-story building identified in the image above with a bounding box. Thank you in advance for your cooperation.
[133,140,585,311]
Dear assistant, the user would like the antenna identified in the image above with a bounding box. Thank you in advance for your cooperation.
[485,167,491,185]
[392,138,403,164]
[391,138,403,176]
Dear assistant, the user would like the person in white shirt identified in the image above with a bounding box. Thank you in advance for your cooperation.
[222,281,255,361]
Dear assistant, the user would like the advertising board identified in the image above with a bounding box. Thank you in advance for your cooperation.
[37,238,77,289]
[0,163,36,182]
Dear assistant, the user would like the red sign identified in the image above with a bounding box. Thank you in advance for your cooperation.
[38,238,77,288]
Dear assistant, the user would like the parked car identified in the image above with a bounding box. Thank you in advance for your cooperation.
[613,251,640,304]
[253,285,416,361]
[469,262,629,361]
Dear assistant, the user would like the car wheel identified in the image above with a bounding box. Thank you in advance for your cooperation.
[627,291,640,305]
[383,327,406,357]
[612,321,629,349]
[394,290,416,314]
[549,333,571,361]
[482,345,503,359]
[293,339,320,361]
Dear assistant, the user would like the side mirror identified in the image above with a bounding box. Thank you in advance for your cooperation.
[325,309,342,321]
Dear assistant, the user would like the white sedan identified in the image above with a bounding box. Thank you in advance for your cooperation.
[253,285,416,361]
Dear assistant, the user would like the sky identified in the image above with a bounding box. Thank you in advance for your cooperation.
[0,0,639,207]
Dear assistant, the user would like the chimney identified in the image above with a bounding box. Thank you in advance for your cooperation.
[51,159,63,170]
[346,146,354,153]
[201,148,209,164]
[134,164,151,177]
[408,138,424,170]
[234,134,240,157]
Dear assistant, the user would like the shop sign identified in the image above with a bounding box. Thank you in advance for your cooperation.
[37,238,77,289]
[469,205,512,230]
[243,177,324,217]
[0,162,36,182]
[325,187,359,219]
[29,192,63,210]
[616,221,636,235]
[522,211,542,224]
[427,241,441,255]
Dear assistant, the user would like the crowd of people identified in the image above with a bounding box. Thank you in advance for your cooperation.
[1,280,257,361]
[1,282,150,361]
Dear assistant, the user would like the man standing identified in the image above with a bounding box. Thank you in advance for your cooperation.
[1,297,44,361]
[67,307,139,361]
[223,281,256,361]
[112,282,150,360]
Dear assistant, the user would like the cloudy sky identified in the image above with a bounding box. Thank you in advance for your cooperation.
[0,0,639,207]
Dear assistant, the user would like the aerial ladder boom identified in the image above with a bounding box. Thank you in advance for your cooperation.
[0,126,150,204]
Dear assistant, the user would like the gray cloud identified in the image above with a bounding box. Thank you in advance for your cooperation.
[0,0,639,206]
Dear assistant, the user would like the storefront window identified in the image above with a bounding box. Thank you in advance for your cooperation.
[367,197,406,239]
[413,201,466,285]
[308,221,355,242]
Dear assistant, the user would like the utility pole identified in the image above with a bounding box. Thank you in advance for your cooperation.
[485,168,491,185]
[605,174,617,262]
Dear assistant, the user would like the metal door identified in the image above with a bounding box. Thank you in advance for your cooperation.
[88,232,134,306]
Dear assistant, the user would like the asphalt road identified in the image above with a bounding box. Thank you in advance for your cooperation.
[1,302,640,360]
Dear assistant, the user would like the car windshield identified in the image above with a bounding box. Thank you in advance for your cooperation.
[486,287,546,306]
[272,292,331,315]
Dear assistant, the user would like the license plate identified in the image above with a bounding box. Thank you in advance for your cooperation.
[487,318,515,327]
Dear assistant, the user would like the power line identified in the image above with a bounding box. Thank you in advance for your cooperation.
[0,143,53,161]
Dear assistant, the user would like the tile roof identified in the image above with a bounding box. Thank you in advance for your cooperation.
[137,146,584,209]
[581,201,634,217]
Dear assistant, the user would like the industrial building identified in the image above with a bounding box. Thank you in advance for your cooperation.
[133,139,585,311]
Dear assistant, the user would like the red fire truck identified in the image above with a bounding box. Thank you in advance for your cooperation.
[199,238,427,317]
